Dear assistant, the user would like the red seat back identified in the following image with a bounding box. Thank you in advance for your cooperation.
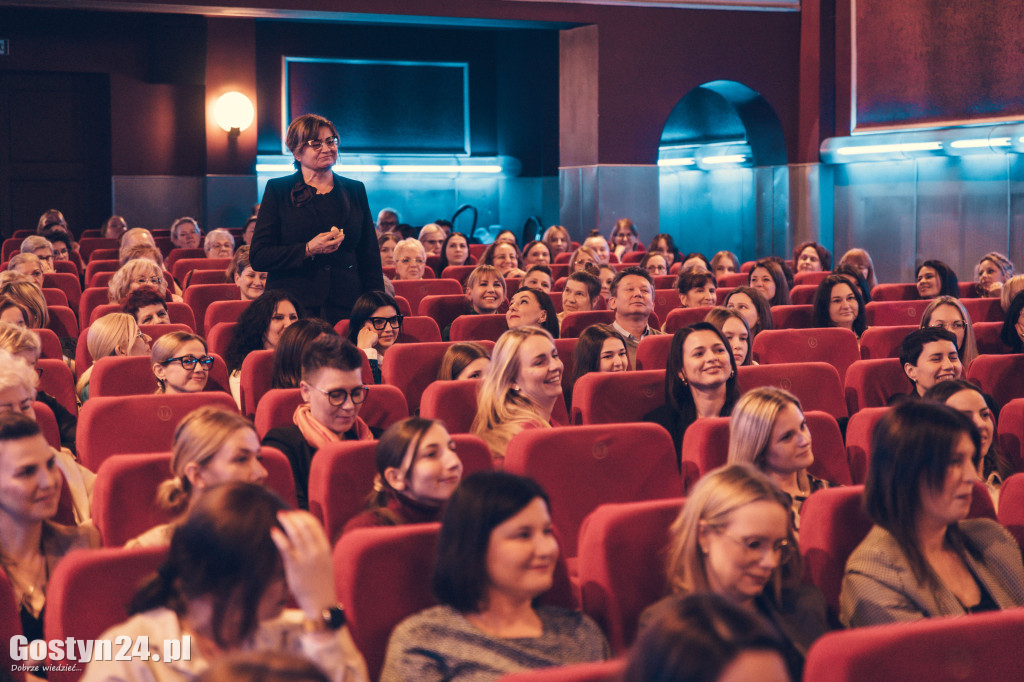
[47,305,79,339]
[419,294,473,336]
[380,340,496,413]
[717,272,748,287]
[844,406,889,484]
[391,278,463,315]
[170,257,232,283]
[560,310,615,338]
[997,398,1024,474]
[163,247,206,269]
[182,283,240,335]
[34,328,64,360]
[419,379,571,434]
[794,270,830,286]
[652,289,681,324]
[205,321,236,360]
[789,283,818,305]
[974,321,1013,355]
[449,313,508,342]
[439,264,477,285]
[752,328,861,387]
[865,299,929,326]
[635,333,673,370]
[769,304,815,329]
[239,349,273,420]
[737,362,848,419]
[204,299,251,334]
[997,473,1024,554]
[961,296,1004,323]
[504,424,681,559]
[335,316,443,344]
[662,306,713,334]
[77,237,118,263]
[869,283,918,301]
[37,358,77,416]
[43,272,82,312]
[858,325,916,360]
[967,354,1024,410]
[843,358,908,413]
[42,287,68,307]
[34,401,62,451]
[571,370,665,425]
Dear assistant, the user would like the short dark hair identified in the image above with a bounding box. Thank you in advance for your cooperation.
[675,271,717,296]
[121,285,167,322]
[301,335,364,379]
[432,471,550,612]
[347,291,402,346]
[566,270,601,301]
[917,260,960,298]
[811,274,867,336]
[521,241,552,264]
[899,326,957,370]
[680,252,711,271]
[864,401,979,587]
[524,264,553,282]
[41,228,73,252]
[749,259,791,306]
[610,266,654,297]
[0,413,41,442]
[793,241,833,270]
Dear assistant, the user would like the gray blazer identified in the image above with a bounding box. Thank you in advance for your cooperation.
[840,519,1024,628]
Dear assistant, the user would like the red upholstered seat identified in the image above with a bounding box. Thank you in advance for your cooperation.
[169,256,231,283]
[91,448,296,546]
[997,473,1024,553]
[652,288,681,324]
[858,324,916,360]
[419,379,570,434]
[204,299,251,333]
[717,272,748,287]
[752,327,861,386]
[78,287,110,327]
[205,321,236,360]
[37,358,77,416]
[504,423,681,560]
[865,299,929,326]
[239,349,273,420]
[769,304,815,329]
[737,362,848,419]
[449,313,508,342]
[679,416,731,491]
[34,401,62,451]
[77,237,118,263]
[84,259,120,287]
[803,608,1024,682]
[46,306,79,339]
[41,287,68,307]
[794,270,829,286]
[576,499,681,655]
[570,370,664,425]
[163,247,205,269]
[391,278,464,315]
[498,660,626,681]
[419,294,473,336]
[843,358,908,413]
[635,333,673,370]
[138,323,195,343]
[88,353,231,397]
[253,385,408,439]
[973,320,1012,355]
[961,296,1003,323]
[844,406,889,484]
[661,306,714,333]
[559,310,615,338]
[967,353,1024,410]
[869,283,918,301]
[381,340,496,413]
[334,524,575,681]
[43,272,82,311]
[439,264,477,285]
[308,434,492,542]
[44,546,167,682]
[182,283,239,335]
[997,398,1024,474]
[77,392,239,471]
[34,328,64,360]
[789,283,818,305]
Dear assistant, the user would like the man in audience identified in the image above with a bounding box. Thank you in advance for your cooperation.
[18,236,54,273]
[559,270,600,323]
[609,265,663,366]
[170,216,202,250]
[377,208,400,235]
[899,327,962,398]
[583,234,612,264]
[204,228,236,258]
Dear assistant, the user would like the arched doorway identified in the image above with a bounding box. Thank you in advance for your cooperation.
[658,80,787,264]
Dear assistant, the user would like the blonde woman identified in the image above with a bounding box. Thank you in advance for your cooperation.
[108,258,171,304]
[727,387,835,530]
[151,331,213,394]
[392,238,427,280]
[471,327,564,463]
[542,224,572,257]
[125,406,268,548]
[117,228,157,261]
[920,295,978,368]
[975,251,1015,298]
[839,248,879,290]
[76,313,151,403]
[1000,274,1024,312]
[0,280,49,329]
[118,242,184,300]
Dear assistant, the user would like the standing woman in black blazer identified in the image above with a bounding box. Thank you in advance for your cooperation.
[251,114,385,324]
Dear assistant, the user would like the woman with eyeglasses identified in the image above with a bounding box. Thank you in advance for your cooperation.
[151,331,214,395]
[262,335,380,509]
[348,291,403,384]
[640,464,827,680]
[107,257,171,304]
[920,296,978,368]
[250,114,385,324]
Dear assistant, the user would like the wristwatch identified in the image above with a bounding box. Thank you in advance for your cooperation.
[305,604,346,632]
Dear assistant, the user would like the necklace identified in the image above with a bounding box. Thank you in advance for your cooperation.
[0,535,49,616]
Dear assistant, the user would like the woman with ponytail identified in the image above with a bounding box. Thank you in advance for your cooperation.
[125,406,268,548]
[342,418,463,536]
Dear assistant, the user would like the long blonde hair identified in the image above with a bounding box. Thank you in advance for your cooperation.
[0,281,49,328]
[920,295,978,368]
[728,387,803,471]
[151,331,207,394]
[156,406,257,515]
[109,258,167,303]
[76,313,140,399]
[471,327,556,460]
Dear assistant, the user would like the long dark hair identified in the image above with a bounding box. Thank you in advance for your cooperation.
[924,378,1012,480]
[509,287,559,339]
[438,232,470,271]
[1001,290,1024,353]
[664,323,740,421]
[917,260,960,298]
[347,291,402,346]
[812,274,867,336]
[749,259,791,306]
[226,290,304,372]
[569,324,627,402]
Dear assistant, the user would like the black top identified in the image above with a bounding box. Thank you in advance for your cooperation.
[644,403,692,469]
[250,171,385,323]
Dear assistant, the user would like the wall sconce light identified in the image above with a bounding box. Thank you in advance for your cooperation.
[213,92,255,137]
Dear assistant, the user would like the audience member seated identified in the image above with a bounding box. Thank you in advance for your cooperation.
[125,406,268,548]
[378,233,398,268]
[226,290,303,405]
[392,239,427,281]
[640,252,669,277]
[677,270,717,308]
[204,228,236,258]
[925,379,1012,510]
[42,228,74,265]
[226,245,268,301]
[472,327,564,463]
[916,259,959,299]
[1000,274,1024,312]
[36,208,67,235]
[832,263,873,303]
[710,250,740,280]
[0,280,48,330]
[377,207,400,234]
[568,246,600,275]
[76,313,151,403]
[840,401,1024,627]
[838,248,878,290]
[897,327,962,400]
[749,259,791,306]
[418,224,446,257]
[704,307,753,367]
[436,342,490,381]
[442,265,507,341]
[119,227,158,258]
[262,336,378,509]
[609,266,663,367]
[974,252,1014,298]
[272,319,336,389]
[812,274,867,338]
[121,285,170,326]
[1000,290,1024,353]
[7,253,45,288]
[597,264,616,298]
[728,387,835,531]
[84,483,368,681]
[679,252,711,274]
[640,464,827,680]
[506,288,559,339]
[794,241,831,273]
[108,257,173,304]
[494,230,520,250]
[542,225,571,259]
[152,331,213,395]
[101,214,127,241]
[920,296,977,367]
[343,417,463,533]
[380,471,608,681]
[0,413,99,676]
[0,294,28,329]
[648,234,679,267]
[624,593,790,682]
[644,323,740,463]
[170,216,202,250]
[481,241,526,280]
[568,324,629,404]
[610,218,640,259]
[19,236,55,273]
[724,287,773,339]
[438,232,471,272]
[349,291,403,384]
[521,264,553,294]
[241,215,258,246]
[558,271,600,325]
[582,233,611,265]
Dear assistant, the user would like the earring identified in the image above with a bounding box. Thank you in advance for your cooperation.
[512,384,520,391]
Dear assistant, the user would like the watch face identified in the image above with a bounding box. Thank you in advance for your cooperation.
[323,605,346,630]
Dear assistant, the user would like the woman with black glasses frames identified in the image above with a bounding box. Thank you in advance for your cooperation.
[263,335,381,509]
[348,291,404,384]
[250,114,385,324]
[151,331,215,394]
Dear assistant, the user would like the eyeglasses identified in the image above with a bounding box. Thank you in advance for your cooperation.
[930,321,967,332]
[304,136,339,151]
[368,315,403,331]
[162,354,214,370]
[718,531,794,564]
[134,277,163,287]
[306,383,369,407]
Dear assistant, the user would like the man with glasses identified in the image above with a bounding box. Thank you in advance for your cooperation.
[250,113,385,325]
[262,335,382,509]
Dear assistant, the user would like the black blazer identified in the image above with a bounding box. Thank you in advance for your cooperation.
[250,171,385,321]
